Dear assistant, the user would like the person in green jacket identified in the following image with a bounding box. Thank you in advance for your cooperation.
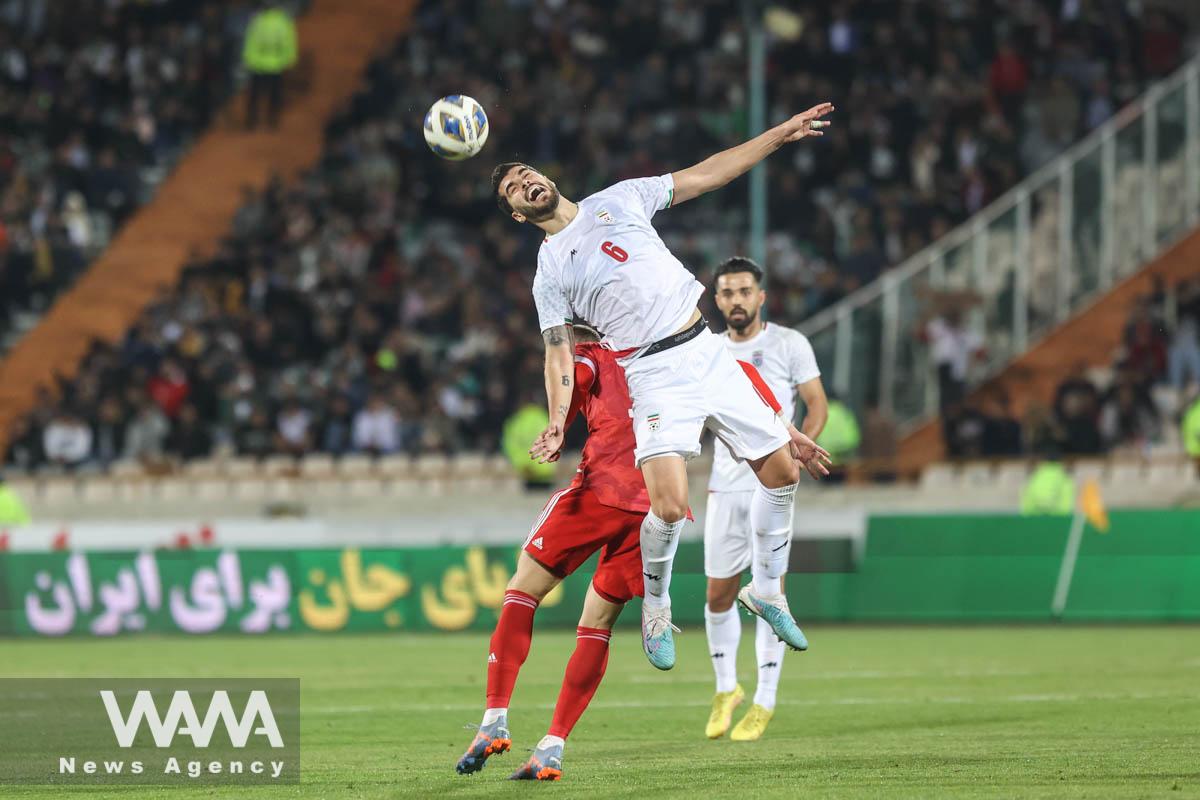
[0,478,31,526]
[243,2,298,129]
[1183,393,1200,458]
[502,401,557,489]
[1020,455,1075,515]
[815,398,860,483]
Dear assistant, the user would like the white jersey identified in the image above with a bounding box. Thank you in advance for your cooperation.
[532,175,705,351]
[708,323,820,492]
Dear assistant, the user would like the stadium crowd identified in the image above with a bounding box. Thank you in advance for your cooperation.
[3,0,1195,470]
[944,275,1200,460]
[0,0,303,348]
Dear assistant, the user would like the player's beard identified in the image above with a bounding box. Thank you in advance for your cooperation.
[522,186,561,223]
[726,307,758,334]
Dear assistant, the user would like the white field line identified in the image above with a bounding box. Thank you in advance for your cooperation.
[307,690,1188,715]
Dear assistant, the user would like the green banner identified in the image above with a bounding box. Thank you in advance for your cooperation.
[2,510,1197,636]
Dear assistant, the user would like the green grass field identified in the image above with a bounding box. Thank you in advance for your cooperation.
[2,626,1198,798]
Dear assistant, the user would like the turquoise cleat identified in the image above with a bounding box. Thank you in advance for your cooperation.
[509,739,563,781]
[737,585,808,651]
[455,717,511,775]
[641,602,679,670]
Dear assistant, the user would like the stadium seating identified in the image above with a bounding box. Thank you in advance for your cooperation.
[3,0,1191,480]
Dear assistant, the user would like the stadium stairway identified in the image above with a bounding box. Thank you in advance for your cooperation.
[897,228,1200,474]
[0,0,417,458]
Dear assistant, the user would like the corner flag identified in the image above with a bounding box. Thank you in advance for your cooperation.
[1051,479,1110,617]
[1078,479,1109,533]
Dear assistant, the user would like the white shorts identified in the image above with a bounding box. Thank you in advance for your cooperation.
[624,327,789,468]
[703,490,794,579]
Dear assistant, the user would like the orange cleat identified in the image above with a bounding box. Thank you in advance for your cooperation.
[455,719,511,775]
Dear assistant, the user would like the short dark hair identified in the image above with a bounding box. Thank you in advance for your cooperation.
[571,321,601,343]
[491,162,525,215]
[714,256,764,287]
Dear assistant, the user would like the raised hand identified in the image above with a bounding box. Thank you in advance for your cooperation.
[778,102,835,143]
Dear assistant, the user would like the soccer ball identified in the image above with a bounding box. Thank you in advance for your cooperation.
[423,95,489,160]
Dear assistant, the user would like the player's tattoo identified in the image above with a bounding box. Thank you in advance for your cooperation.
[561,375,570,386]
[543,325,569,346]
[556,404,569,419]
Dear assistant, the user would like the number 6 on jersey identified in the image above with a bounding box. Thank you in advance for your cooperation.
[601,241,628,263]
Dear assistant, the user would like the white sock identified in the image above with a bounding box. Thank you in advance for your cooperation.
[753,616,786,709]
[704,604,741,693]
[750,482,796,596]
[537,734,565,751]
[482,707,506,725]
[640,510,683,608]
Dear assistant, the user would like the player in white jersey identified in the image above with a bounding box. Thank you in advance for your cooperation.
[491,102,835,671]
[702,257,828,742]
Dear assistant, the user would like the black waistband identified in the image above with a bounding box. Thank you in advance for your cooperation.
[639,317,707,359]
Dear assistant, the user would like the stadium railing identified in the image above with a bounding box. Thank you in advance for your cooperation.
[798,54,1200,433]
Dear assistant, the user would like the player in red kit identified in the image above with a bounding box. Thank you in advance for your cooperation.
[457,324,787,782]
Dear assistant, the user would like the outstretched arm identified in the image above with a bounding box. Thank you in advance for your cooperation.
[670,103,834,205]
[529,324,575,463]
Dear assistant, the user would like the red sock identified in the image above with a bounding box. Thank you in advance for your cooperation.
[548,626,611,739]
[485,590,539,708]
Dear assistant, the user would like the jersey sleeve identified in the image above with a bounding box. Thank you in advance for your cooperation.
[787,330,822,385]
[563,354,597,430]
[532,258,572,334]
[737,360,782,414]
[609,174,675,219]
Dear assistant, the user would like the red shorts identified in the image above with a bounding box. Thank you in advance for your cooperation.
[522,485,644,604]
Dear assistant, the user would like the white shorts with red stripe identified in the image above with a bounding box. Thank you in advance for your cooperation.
[623,327,790,467]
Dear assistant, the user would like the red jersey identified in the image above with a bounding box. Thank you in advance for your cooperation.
[566,343,647,514]
[564,342,782,515]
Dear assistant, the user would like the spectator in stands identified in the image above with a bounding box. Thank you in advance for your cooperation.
[243,1,298,130]
[275,400,313,455]
[91,396,127,468]
[922,302,985,413]
[1168,278,1200,394]
[318,395,355,456]
[1053,363,1103,456]
[944,400,989,460]
[1099,381,1159,451]
[982,391,1023,457]
[43,410,93,469]
[3,417,42,472]
[147,358,190,418]
[236,407,276,458]
[124,397,170,463]
[352,394,400,455]
[1124,304,1168,384]
[166,404,213,461]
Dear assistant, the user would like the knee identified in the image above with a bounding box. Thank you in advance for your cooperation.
[651,500,688,523]
[763,460,800,489]
[705,579,739,612]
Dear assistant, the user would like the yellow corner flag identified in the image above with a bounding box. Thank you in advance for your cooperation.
[1078,479,1109,533]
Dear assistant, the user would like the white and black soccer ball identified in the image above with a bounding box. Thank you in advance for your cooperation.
[423,95,489,160]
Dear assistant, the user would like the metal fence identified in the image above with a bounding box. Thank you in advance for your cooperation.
[798,55,1200,432]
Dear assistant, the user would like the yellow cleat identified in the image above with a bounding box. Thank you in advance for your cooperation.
[730,703,774,741]
[705,684,745,739]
